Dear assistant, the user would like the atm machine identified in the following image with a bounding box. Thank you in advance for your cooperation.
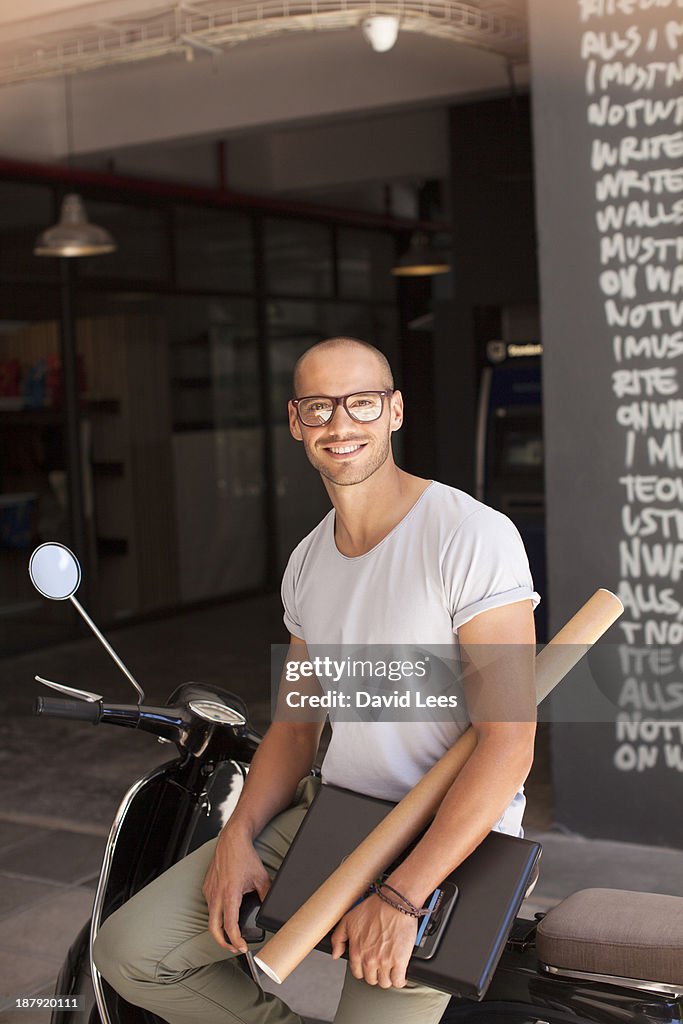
[475,339,548,642]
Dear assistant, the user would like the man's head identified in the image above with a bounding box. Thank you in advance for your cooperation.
[288,337,403,487]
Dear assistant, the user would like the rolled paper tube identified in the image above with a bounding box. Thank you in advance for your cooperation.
[534,588,622,703]
[254,588,624,984]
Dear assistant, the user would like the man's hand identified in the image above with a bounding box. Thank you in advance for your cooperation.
[330,894,418,988]
[202,825,272,953]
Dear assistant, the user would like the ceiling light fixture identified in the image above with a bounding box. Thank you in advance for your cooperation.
[361,15,400,52]
[34,193,116,257]
[391,232,450,277]
[34,77,116,258]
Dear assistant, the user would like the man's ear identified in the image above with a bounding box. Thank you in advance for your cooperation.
[389,389,404,433]
[288,401,303,441]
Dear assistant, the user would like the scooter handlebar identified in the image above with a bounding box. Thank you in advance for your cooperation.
[34,696,102,723]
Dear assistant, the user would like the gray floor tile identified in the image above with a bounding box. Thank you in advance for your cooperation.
[0,1008,57,1024]
[0,875,59,919]
[526,829,683,902]
[0,952,60,1007]
[0,831,105,885]
[0,887,94,962]
[257,948,344,1022]
[0,824,36,854]
[0,983,55,1023]
[0,718,173,830]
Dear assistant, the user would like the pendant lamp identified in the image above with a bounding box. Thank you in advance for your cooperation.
[391,231,450,277]
[34,193,116,257]
[34,78,116,258]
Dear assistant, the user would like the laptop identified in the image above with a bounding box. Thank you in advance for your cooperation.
[257,782,541,999]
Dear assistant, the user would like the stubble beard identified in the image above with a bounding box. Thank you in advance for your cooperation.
[305,431,392,486]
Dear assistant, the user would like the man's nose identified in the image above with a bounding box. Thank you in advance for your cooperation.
[326,401,354,427]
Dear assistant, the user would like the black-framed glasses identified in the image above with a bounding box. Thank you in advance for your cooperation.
[291,390,393,427]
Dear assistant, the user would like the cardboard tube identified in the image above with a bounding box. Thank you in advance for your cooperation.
[535,588,622,702]
[255,588,624,984]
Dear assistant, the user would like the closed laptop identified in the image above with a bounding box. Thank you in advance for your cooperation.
[257,782,541,999]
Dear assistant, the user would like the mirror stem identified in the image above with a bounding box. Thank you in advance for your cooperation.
[69,595,146,704]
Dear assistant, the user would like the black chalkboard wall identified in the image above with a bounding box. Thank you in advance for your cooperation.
[528,0,683,847]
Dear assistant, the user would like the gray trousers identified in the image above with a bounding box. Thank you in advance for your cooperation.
[93,775,451,1024]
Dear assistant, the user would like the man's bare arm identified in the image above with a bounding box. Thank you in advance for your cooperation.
[203,636,325,951]
[329,600,536,988]
[224,723,322,842]
[378,600,537,907]
[224,635,325,839]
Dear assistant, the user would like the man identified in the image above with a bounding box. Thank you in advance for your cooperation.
[94,336,539,1024]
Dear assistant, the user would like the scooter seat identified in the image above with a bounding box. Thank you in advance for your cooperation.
[536,888,683,990]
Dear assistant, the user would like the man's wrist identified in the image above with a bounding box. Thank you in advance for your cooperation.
[220,814,256,843]
[382,870,432,909]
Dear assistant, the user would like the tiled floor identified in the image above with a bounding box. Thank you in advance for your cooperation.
[0,812,342,1024]
[0,820,104,1023]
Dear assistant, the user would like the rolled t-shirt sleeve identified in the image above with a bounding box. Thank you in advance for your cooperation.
[281,552,304,639]
[444,507,541,633]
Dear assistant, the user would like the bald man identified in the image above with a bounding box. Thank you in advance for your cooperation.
[94,337,539,1024]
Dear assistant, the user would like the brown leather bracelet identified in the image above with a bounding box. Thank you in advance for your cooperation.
[377,880,426,916]
[370,884,421,918]
[367,878,429,918]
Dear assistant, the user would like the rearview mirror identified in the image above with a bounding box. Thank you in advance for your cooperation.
[29,542,81,601]
[28,541,145,704]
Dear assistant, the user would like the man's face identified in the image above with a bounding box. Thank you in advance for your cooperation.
[288,346,402,487]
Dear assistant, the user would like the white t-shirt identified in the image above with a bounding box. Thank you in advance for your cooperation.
[281,480,541,834]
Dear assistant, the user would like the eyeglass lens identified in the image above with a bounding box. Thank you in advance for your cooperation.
[298,392,384,426]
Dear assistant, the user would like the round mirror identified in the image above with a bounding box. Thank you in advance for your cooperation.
[29,543,81,601]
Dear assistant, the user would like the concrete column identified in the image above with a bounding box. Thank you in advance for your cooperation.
[528,0,683,845]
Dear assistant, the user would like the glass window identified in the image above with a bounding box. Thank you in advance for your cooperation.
[165,297,258,430]
[0,181,59,282]
[175,206,253,292]
[0,172,405,641]
[75,291,265,608]
[163,296,266,601]
[268,306,330,570]
[320,303,398,356]
[0,284,83,654]
[337,228,396,301]
[265,219,333,296]
[267,301,326,419]
[79,200,169,282]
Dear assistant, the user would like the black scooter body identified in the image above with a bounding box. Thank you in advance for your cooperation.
[48,683,259,1024]
[443,929,683,1024]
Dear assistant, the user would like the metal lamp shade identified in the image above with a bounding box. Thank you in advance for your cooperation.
[391,232,450,277]
[34,193,116,257]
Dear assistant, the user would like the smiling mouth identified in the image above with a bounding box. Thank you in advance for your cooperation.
[322,442,368,457]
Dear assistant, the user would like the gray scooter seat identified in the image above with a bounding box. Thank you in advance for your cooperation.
[536,888,683,995]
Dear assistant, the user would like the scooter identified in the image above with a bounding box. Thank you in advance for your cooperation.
[29,543,682,1024]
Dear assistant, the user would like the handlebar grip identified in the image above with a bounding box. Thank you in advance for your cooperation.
[34,696,102,723]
